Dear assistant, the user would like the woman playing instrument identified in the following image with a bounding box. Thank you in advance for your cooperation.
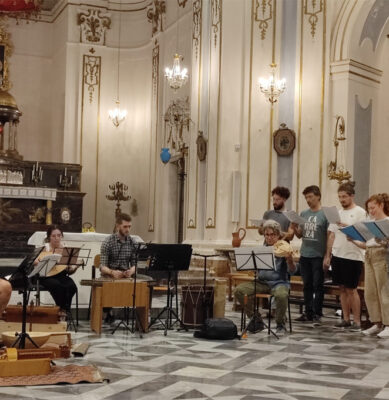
[34,225,78,313]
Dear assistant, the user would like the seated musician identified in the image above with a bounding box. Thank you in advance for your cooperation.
[234,220,296,335]
[0,279,12,316]
[100,213,151,323]
[33,225,78,315]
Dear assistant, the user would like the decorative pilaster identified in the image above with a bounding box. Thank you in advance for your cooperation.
[205,0,222,229]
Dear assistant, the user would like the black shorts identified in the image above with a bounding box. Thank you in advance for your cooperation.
[331,255,363,289]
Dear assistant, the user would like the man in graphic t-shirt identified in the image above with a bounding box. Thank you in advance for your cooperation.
[291,185,329,324]
[325,182,366,331]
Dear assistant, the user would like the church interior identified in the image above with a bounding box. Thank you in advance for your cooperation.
[0,0,389,398]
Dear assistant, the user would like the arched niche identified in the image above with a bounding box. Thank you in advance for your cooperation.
[328,0,389,202]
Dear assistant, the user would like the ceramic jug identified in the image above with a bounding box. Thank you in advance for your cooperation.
[232,227,246,247]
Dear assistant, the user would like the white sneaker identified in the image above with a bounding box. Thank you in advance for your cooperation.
[377,326,389,338]
[362,324,382,336]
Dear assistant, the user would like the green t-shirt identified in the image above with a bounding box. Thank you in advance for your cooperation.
[300,209,328,258]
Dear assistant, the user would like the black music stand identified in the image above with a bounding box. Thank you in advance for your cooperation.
[111,242,146,338]
[234,246,278,339]
[148,244,192,336]
[191,253,219,324]
[11,246,44,349]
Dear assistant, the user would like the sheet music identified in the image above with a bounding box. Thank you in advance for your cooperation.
[283,210,307,225]
[234,247,275,271]
[363,221,386,240]
[322,206,341,224]
[28,254,61,278]
[374,219,389,238]
[340,225,370,242]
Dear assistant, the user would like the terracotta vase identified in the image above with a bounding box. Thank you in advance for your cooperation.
[232,227,246,247]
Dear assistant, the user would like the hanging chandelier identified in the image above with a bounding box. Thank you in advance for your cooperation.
[108,101,127,127]
[108,1,127,127]
[164,5,188,91]
[259,63,286,104]
[165,54,188,91]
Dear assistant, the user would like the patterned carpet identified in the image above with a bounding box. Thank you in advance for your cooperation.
[1,305,389,400]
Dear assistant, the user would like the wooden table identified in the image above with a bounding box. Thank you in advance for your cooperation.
[81,279,150,334]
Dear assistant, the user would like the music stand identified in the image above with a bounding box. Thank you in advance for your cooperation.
[11,246,44,349]
[147,243,192,336]
[30,247,90,331]
[234,246,279,339]
[111,242,147,338]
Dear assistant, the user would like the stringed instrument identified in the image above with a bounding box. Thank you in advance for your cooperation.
[35,249,83,277]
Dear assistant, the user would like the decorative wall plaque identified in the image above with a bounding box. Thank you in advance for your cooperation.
[273,123,296,156]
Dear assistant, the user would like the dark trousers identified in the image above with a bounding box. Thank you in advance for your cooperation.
[41,271,77,311]
[299,256,324,318]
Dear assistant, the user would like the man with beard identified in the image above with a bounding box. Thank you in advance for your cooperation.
[324,182,366,331]
[258,186,294,241]
[100,213,139,323]
[291,185,329,324]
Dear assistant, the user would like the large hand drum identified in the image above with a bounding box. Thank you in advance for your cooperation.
[181,286,214,327]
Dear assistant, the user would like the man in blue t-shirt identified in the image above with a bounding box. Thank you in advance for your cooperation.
[291,185,329,324]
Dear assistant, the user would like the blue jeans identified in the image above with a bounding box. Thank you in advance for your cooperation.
[299,256,324,318]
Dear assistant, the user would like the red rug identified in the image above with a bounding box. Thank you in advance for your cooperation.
[0,364,106,386]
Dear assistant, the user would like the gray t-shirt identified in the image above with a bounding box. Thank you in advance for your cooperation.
[263,210,290,232]
[300,209,329,258]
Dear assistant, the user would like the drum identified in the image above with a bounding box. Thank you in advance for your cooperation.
[181,285,214,327]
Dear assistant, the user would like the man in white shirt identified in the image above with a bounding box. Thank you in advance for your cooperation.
[324,182,366,331]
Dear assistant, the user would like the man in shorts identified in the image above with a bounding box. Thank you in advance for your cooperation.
[324,182,366,331]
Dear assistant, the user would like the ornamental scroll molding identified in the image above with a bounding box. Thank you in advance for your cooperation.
[254,0,273,41]
[147,0,166,37]
[177,0,188,7]
[77,9,111,45]
[192,0,202,59]
[152,40,159,97]
[211,0,221,47]
[83,55,101,104]
[304,0,323,38]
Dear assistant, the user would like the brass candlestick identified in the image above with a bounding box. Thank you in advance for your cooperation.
[106,181,130,217]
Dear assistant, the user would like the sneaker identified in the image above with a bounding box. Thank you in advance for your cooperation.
[295,314,313,322]
[362,324,382,336]
[334,320,351,329]
[276,324,287,336]
[312,316,322,326]
[247,315,265,333]
[377,326,389,338]
[349,323,362,332]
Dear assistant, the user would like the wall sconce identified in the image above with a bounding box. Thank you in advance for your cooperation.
[258,63,286,104]
[327,115,352,184]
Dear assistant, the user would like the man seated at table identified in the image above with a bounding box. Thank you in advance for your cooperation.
[100,212,152,323]
[234,220,296,335]
[0,279,12,316]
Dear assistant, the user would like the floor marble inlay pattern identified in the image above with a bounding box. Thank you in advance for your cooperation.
[1,306,389,400]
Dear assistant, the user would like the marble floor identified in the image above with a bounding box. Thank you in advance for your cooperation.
[1,303,389,400]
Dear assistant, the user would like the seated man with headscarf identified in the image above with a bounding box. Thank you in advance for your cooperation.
[234,220,296,335]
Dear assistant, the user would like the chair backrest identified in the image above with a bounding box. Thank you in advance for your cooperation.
[92,254,100,279]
